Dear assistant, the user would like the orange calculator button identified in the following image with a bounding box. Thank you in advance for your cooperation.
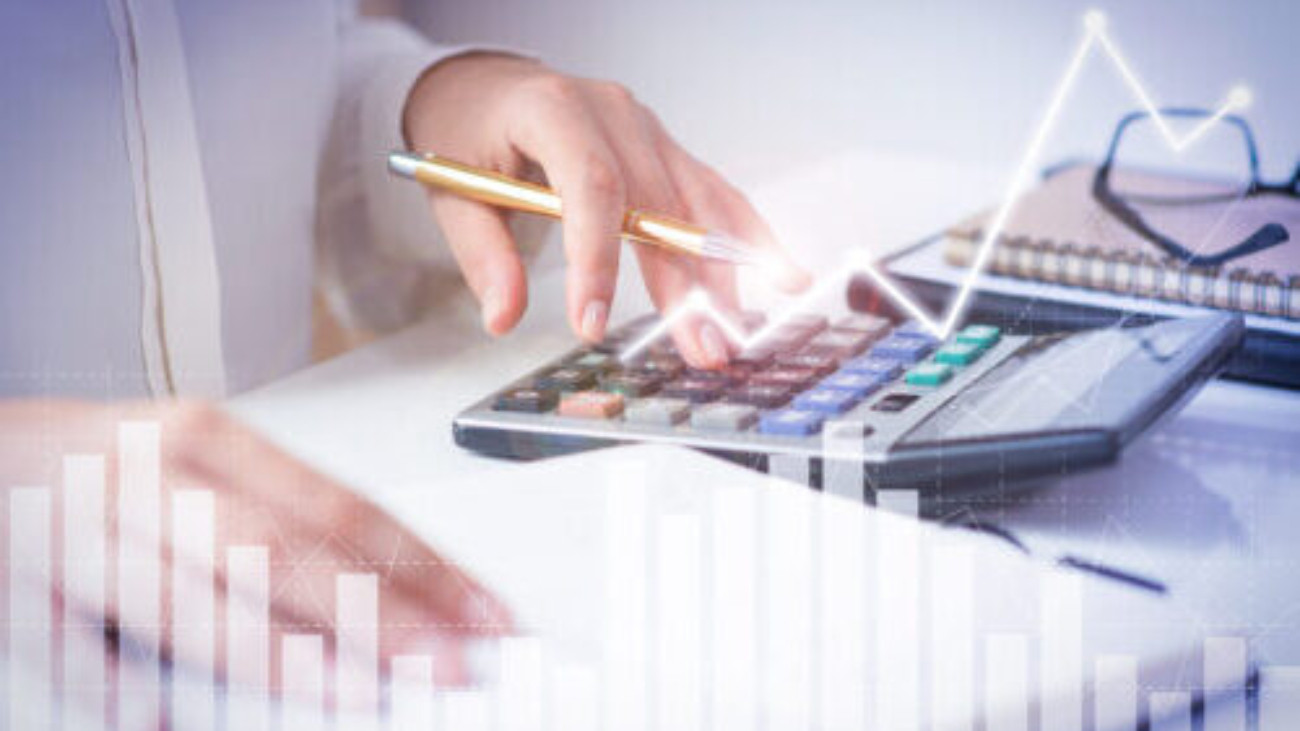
[558,390,625,419]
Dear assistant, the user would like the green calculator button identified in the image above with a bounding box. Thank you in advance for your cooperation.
[905,362,954,386]
[934,342,983,366]
[956,324,1001,349]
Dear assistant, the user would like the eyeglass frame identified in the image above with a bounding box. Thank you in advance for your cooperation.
[1092,107,1297,267]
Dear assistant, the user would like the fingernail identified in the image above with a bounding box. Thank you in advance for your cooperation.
[480,286,503,332]
[581,300,608,342]
[699,322,728,366]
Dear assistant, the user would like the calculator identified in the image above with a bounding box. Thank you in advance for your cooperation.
[453,311,1243,497]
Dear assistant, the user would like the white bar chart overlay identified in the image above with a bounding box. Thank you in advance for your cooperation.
[763,481,813,728]
[602,464,648,731]
[1148,691,1191,731]
[390,655,435,731]
[711,485,759,731]
[819,494,868,730]
[985,633,1029,731]
[875,490,920,731]
[227,546,270,731]
[1094,655,1138,731]
[1259,666,1300,731]
[8,487,52,731]
[281,634,325,731]
[337,573,380,725]
[1041,572,1084,731]
[117,421,162,726]
[500,636,545,731]
[172,489,216,731]
[656,513,703,731]
[930,541,975,731]
[1203,636,1248,731]
[63,455,108,731]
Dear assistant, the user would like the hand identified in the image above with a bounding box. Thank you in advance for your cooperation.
[403,53,810,368]
[0,400,509,699]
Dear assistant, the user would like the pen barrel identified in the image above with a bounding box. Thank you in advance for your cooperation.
[409,155,563,219]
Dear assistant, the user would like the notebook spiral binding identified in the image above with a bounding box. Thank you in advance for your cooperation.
[947,232,1300,320]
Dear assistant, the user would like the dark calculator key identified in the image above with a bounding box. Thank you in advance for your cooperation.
[870,335,933,363]
[684,365,751,387]
[660,378,724,403]
[872,392,920,413]
[793,388,859,414]
[725,384,793,409]
[635,354,685,379]
[767,328,814,351]
[536,367,597,392]
[751,367,820,390]
[759,408,825,436]
[834,314,891,337]
[600,372,662,398]
[841,355,904,379]
[494,388,559,413]
[774,352,838,377]
[649,338,679,356]
[567,350,619,372]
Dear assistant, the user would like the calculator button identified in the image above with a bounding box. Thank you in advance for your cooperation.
[956,324,1001,349]
[600,373,662,398]
[733,345,777,369]
[691,403,760,431]
[660,378,724,403]
[804,330,873,360]
[834,314,891,337]
[567,350,618,372]
[493,388,558,413]
[905,362,954,386]
[893,321,940,342]
[751,367,820,390]
[684,366,751,387]
[624,397,691,426]
[872,392,920,413]
[774,352,838,377]
[759,409,825,436]
[725,384,792,409]
[536,367,597,391]
[558,390,625,419]
[821,371,886,399]
[934,342,983,366]
[793,388,859,415]
[840,356,904,379]
[785,314,830,334]
[635,354,685,379]
[870,335,933,363]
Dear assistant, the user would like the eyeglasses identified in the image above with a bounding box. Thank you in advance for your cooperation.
[1093,108,1298,267]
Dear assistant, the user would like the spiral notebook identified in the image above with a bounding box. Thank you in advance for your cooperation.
[943,164,1300,319]
[865,163,1300,387]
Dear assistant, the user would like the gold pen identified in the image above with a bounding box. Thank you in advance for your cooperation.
[387,151,757,265]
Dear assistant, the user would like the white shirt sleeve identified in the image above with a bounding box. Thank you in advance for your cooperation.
[318,9,550,334]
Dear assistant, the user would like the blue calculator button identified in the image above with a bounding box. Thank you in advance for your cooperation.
[840,356,904,379]
[870,336,933,363]
[794,388,859,414]
[821,372,886,399]
[893,321,940,342]
[759,409,825,436]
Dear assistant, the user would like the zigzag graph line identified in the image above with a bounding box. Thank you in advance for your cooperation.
[619,11,1251,362]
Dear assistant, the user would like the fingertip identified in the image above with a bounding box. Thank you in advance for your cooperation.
[479,283,527,336]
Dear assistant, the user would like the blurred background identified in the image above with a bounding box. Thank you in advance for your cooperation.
[401,0,1298,182]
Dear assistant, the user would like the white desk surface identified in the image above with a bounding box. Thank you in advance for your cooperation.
[230,147,1300,668]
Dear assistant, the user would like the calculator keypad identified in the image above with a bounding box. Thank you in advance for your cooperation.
[491,315,1007,441]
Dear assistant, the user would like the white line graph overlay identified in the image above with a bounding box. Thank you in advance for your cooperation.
[619,10,1251,362]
